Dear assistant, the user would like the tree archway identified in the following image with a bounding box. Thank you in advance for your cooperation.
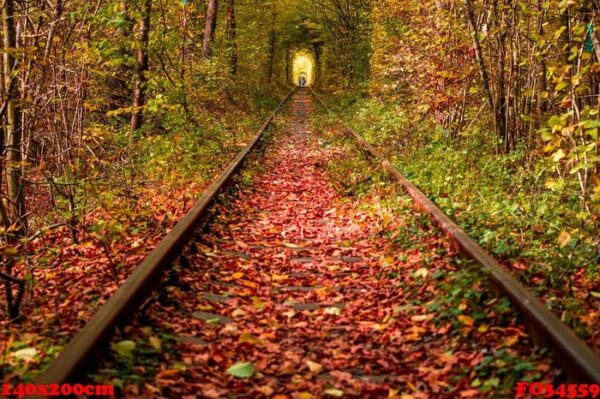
[290,49,316,86]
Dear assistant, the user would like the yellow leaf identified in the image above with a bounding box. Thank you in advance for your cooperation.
[382,255,395,266]
[241,280,258,289]
[251,296,265,310]
[149,336,161,350]
[411,314,429,322]
[306,360,323,373]
[256,386,275,396]
[457,315,474,327]
[558,231,571,248]
[232,272,245,279]
[271,273,289,282]
[503,335,519,347]
[405,333,421,341]
[414,268,428,278]
[239,332,263,345]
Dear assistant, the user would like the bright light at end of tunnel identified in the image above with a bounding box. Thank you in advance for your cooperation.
[292,51,315,86]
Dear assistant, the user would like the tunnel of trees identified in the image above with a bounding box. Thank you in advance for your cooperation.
[0,0,375,255]
[0,0,598,388]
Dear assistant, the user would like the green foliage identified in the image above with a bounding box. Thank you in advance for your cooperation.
[338,96,599,335]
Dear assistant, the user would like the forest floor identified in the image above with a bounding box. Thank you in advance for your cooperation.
[91,91,557,398]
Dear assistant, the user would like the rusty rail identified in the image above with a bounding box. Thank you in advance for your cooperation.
[309,87,600,383]
[34,87,297,387]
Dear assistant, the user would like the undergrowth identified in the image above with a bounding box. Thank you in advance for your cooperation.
[318,123,558,396]
[313,96,599,349]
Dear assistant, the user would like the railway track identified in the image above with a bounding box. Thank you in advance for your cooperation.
[34,88,599,396]
[308,88,600,385]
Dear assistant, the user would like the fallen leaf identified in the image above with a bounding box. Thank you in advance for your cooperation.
[111,340,136,358]
[457,315,474,327]
[503,335,519,347]
[411,314,429,322]
[149,336,161,350]
[232,272,245,279]
[11,347,38,362]
[226,361,255,378]
[324,306,341,315]
[388,389,399,398]
[239,332,263,345]
[324,388,344,397]
[460,389,479,397]
[414,268,428,278]
[558,231,571,247]
[272,273,289,281]
[256,385,275,395]
[306,360,323,373]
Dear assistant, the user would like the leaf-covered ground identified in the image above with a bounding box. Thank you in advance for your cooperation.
[92,91,558,398]
[0,179,205,380]
[0,110,263,381]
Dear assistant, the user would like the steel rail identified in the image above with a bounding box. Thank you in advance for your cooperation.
[309,87,600,383]
[34,87,297,387]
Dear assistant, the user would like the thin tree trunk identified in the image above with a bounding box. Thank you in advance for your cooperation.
[3,0,26,232]
[464,0,495,121]
[203,0,219,59]
[313,43,321,87]
[226,0,237,75]
[267,8,277,83]
[535,0,547,122]
[130,0,152,144]
[497,32,508,152]
[43,0,65,60]
[492,0,508,153]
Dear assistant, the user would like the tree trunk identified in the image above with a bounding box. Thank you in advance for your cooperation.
[535,0,547,122]
[313,43,321,87]
[496,32,508,152]
[130,0,152,144]
[267,8,277,83]
[43,0,65,60]
[203,0,219,59]
[3,0,26,232]
[493,0,508,152]
[226,0,237,75]
[464,0,495,120]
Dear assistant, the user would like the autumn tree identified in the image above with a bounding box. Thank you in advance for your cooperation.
[203,0,219,58]
[2,0,25,231]
[226,0,238,75]
[130,0,152,141]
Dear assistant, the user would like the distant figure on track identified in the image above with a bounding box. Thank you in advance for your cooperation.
[299,76,306,87]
